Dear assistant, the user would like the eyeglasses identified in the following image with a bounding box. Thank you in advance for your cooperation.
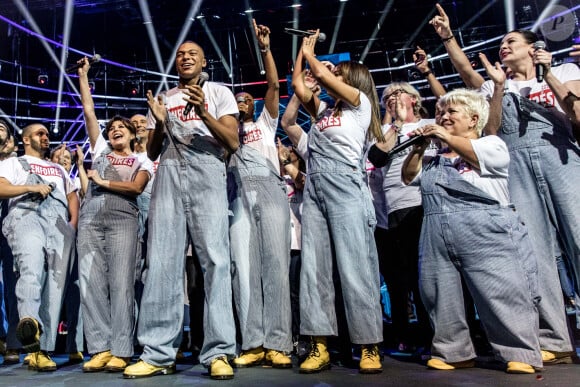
[382,89,407,102]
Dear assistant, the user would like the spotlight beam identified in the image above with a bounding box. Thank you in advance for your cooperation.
[531,0,560,32]
[291,0,300,64]
[245,0,265,76]
[504,0,514,32]
[156,0,203,96]
[359,0,395,64]
[54,0,75,138]
[328,0,347,54]
[199,17,232,80]
[138,0,170,91]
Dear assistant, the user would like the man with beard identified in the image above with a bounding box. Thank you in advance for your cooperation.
[0,123,78,371]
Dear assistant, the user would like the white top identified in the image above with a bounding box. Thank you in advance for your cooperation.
[134,151,159,195]
[0,155,76,210]
[146,82,239,147]
[310,92,371,165]
[295,131,309,162]
[412,135,510,206]
[91,136,153,182]
[480,63,580,112]
[382,119,437,216]
[240,108,280,174]
[283,174,303,250]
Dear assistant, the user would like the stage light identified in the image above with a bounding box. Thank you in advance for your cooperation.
[38,73,48,85]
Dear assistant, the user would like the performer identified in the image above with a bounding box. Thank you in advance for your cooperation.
[123,39,239,380]
[0,123,78,371]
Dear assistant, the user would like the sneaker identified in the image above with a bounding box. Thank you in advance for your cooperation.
[123,360,176,379]
[105,356,131,372]
[4,349,21,364]
[210,356,234,380]
[359,344,383,374]
[427,358,475,370]
[233,346,265,368]
[68,351,84,364]
[541,350,574,365]
[28,351,57,372]
[16,317,41,353]
[265,349,292,369]
[506,361,535,374]
[82,350,112,372]
[299,336,331,374]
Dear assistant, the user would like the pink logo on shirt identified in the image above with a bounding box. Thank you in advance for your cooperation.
[168,104,209,122]
[316,115,342,132]
[106,154,136,167]
[528,86,556,107]
[30,164,63,177]
[242,127,264,144]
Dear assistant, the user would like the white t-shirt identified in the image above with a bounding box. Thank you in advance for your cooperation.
[382,119,437,216]
[310,92,371,166]
[0,155,76,210]
[283,174,303,250]
[135,151,159,195]
[146,82,239,148]
[239,108,279,174]
[411,135,510,206]
[480,63,580,112]
[91,136,153,182]
[295,131,309,163]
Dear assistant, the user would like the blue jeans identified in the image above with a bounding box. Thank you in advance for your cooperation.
[137,138,236,367]
[228,146,292,352]
[299,155,383,345]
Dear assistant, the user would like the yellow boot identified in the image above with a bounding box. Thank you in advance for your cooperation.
[299,336,330,374]
[28,351,57,372]
[233,346,265,368]
[123,360,176,379]
[82,350,112,372]
[359,344,382,374]
[210,356,234,380]
[16,317,41,353]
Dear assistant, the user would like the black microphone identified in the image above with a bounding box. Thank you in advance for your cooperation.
[236,95,247,122]
[65,54,102,73]
[386,135,426,158]
[284,28,326,42]
[533,41,546,83]
[183,72,209,116]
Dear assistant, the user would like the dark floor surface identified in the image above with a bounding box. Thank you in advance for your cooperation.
[1,350,580,387]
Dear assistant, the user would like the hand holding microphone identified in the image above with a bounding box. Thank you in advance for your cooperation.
[533,41,549,83]
[236,95,248,122]
[284,28,326,42]
[183,72,209,116]
[66,54,101,73]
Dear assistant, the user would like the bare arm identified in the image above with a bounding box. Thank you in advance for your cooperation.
[414,46,446,98]
[292,49,319,118]
[280,94,306,147]
[75,144,88,198]
[255,20,280,119]
[430,3,485,89]
[87,169,150,197]
[67,191,79,230]
[146,90,167,161]
[77,57,101,149]
[480,53,506,136]
[401,141,429,185]
[0,177,53,199]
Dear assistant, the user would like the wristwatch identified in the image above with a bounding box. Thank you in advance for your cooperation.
[282,158,292,165]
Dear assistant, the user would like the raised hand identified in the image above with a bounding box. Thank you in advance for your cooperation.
[479,53,505,86]
[429,3,453,39]
[253,19,271,50]
[146,90,167,123]
[413,46,430,73]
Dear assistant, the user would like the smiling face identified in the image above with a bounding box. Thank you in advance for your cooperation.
[499,31,533,67]
[175,41,206,83]
[130,114,148,140]
[438,103,479,138]
[107,119,135,151]
[53,148,72,172]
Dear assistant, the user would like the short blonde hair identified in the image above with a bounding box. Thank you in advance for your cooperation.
[381,82,422,118]
[438,88,489,137]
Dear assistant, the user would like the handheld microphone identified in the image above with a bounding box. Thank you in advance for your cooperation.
[284,28,326,42]
[533,41,546,83]
[386,135,426,158]
[236,95,247,122]
[183,72,209,116]
[65,54,101,73]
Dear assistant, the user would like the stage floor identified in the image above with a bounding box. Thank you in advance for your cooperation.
[1,350,579,387]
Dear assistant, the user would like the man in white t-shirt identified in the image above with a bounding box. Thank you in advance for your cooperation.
[0,123,78,371]
[124,40,239,380]
[228,21,292,369]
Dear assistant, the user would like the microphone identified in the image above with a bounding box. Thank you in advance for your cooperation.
[65,54,101,73]
[183,71,209,116]
[533,41,546,83]
[386,135,426,158]
[236,95,247,122]
[284,28,326,42]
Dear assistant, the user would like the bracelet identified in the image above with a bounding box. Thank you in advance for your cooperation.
[441,35,454,43]
[282,158,292,165]
[421,70,432,78]
[260,47,270,53]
